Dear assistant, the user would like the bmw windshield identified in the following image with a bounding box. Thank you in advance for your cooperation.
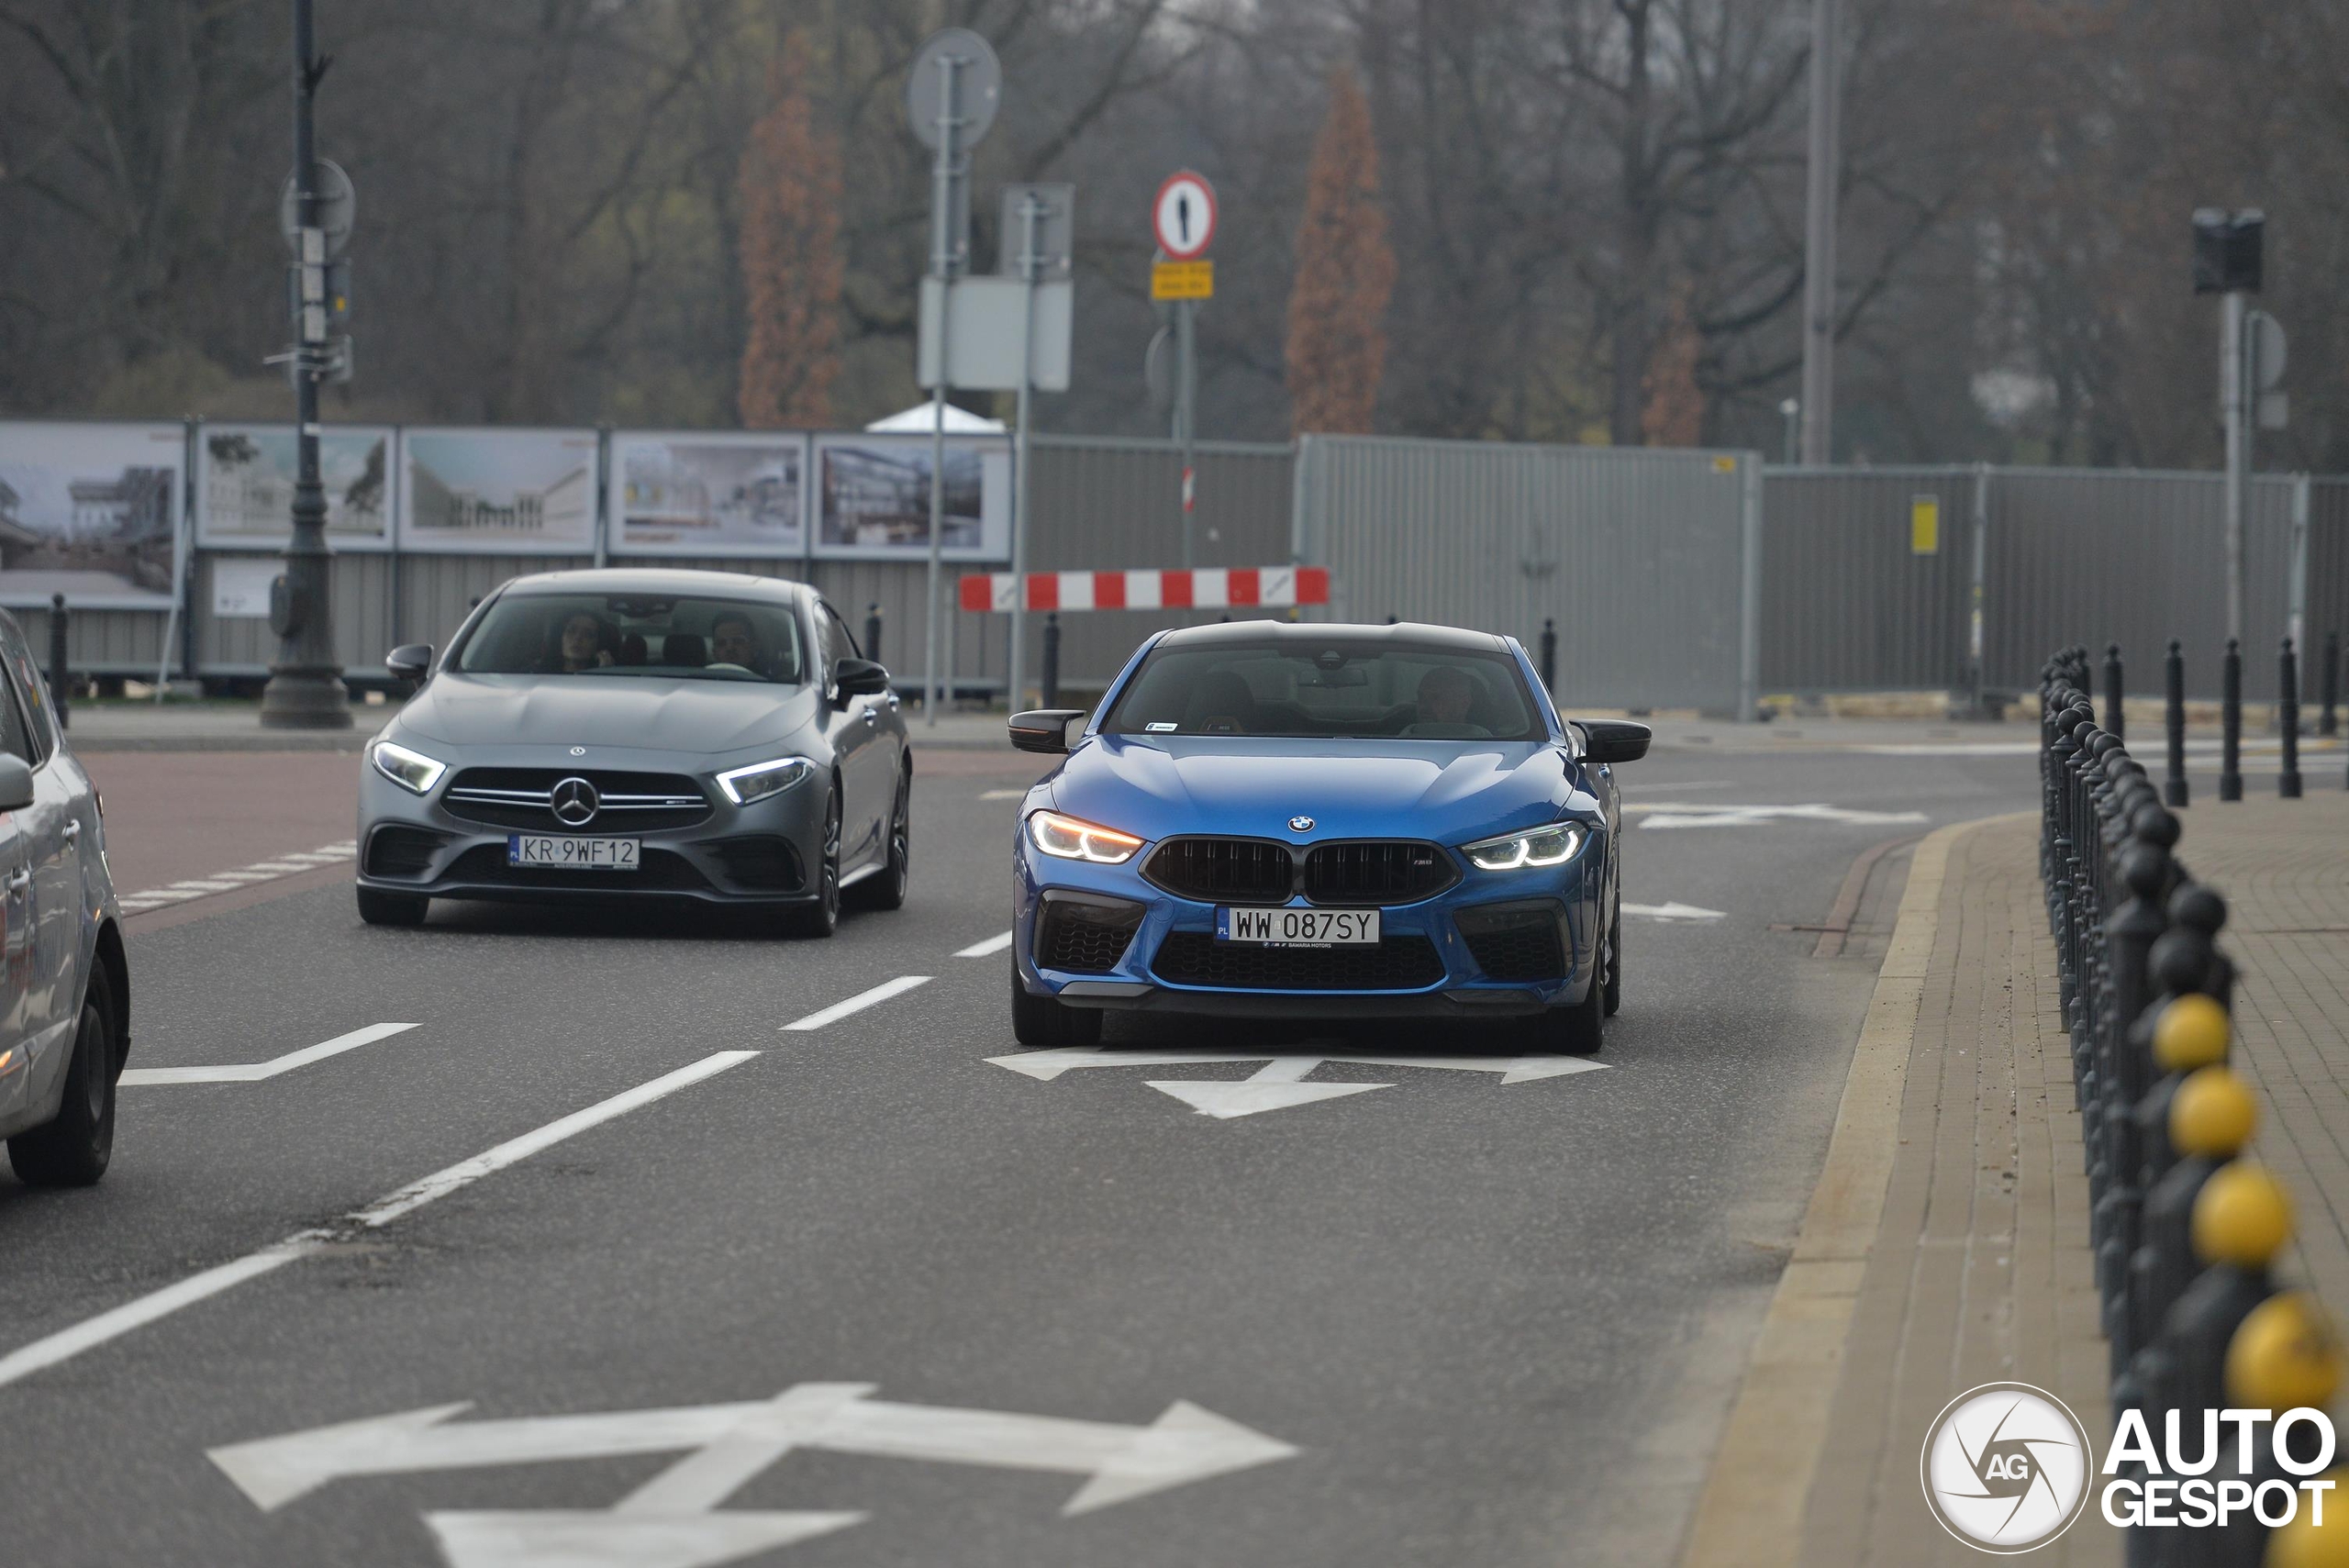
[1101,637,1548,740]
[451,593,807,684]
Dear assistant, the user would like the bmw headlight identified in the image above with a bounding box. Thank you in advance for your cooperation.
[717,757,814,806]
[1027,809,1143,864]
[1462,821,1588,871]
[370,740,447,795]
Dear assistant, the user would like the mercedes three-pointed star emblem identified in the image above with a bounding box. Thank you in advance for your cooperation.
[551,776,600,828]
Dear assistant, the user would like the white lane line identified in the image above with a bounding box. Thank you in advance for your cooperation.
[1623,901,1727,922]
[202,871,281,885]
[979,788,1028,800]
[165,880,243,894]
[954,930,1015,958]
[121,840,362,918]
[239,862,314,874]
[782,976,932,1031]
[121,1022,422,1087]
[0,1051,758,1393]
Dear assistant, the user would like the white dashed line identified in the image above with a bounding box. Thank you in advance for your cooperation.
[979,788,1028,800]
[954,931,1016,958]
[0,1051,759,1392]
[118,842,357,916]
[120,1023,421,1087]
[781,976,932,1031]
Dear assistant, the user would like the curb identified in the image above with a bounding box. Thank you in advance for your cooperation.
[1676,809,2035,1568]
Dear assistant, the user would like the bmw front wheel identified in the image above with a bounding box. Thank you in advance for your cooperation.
[1010,965,1101,1048]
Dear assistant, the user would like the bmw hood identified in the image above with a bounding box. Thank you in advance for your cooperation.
[394,673,817,754]
[1049,736,1587,845]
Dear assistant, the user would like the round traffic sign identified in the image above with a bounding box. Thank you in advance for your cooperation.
[278,159,355,258]
[1152,172,1217,260]
[905,28,1002,150]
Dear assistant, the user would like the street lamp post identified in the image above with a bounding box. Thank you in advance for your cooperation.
[260,0,351,728]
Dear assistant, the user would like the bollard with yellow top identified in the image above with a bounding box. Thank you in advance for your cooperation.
[2223,1294,2345,1568]
[2154,1162,2293,1429]
[2129,1065,2259,1388]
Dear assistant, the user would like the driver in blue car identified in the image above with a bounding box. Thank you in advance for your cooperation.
[1414,665,1475,726]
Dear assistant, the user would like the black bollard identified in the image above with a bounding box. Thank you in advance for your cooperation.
[47,592,69,731]
[2322,630,2340,739]
[2219,638,2243,801]
[2164,639,2188,807]
[1040,612,1061,709]
[863,604,883,667]
[2104,641,2125,742]
[2278,637,2302,798]
[1540,617,1557,695]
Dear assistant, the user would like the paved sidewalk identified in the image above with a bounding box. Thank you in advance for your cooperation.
[1685,813,2118,1568]
[2164,790,2349,1315]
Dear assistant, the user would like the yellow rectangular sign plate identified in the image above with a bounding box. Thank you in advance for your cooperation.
[1152,260,1214,301]
[1910,495,1941,556]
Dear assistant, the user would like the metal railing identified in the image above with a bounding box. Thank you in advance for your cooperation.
[2039,647,2342,1562]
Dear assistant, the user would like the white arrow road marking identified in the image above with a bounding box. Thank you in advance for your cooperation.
[988,1048,1607,1118]
[425,1508,863,1568]
[1147,1056,1392,1118]
[0,1051,757,1393]
[120,1022,420,1086]
[954,930,1015,958]
[1626,802,1930,829]
[1622,901,1727,922]
[781,976,930,1031]
[207,1384,1297,1520]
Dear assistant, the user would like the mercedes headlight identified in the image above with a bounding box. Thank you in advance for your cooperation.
[1027,810,1143,864]
[717,757,813,806]
[370,740,446,795]
[1462,821,1588,871]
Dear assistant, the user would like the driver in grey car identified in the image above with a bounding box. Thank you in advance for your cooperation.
[710,613,762,672]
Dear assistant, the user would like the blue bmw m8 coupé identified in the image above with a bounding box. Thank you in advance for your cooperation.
[1005,620,1649,1051]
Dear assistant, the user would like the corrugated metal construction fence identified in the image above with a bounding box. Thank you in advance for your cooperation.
[4,412,2345,710]
[1294,435,1761,714]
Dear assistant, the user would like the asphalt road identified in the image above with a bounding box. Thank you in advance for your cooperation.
[3,737,2038,1568]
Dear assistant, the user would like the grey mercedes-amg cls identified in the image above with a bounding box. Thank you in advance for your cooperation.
[353,568,910,937]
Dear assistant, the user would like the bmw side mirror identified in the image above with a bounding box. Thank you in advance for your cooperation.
[834,658,891,699]
[1009,708,1087,754]
[1580,720,1651,765]
[0,754,31,813]
[385,643,434,684]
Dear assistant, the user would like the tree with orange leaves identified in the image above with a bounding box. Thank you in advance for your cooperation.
[737,33,842,430]
[1285,66,1395,437]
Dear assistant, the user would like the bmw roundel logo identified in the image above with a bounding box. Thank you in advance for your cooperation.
[1287,816,1315,833]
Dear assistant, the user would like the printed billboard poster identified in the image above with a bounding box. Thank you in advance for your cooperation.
[397,428,599,554]
[0,420,184,607]
[812,435,1011,561]
[610,431,807,558]
[195,423,395,549]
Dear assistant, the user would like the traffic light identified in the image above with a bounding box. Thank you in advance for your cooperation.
[2192,208,2264,295]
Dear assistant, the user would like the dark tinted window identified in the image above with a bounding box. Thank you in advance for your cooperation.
[451,593,806,684]
[1103,638,1545,741]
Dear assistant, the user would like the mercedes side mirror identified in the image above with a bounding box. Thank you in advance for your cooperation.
[0,754,31,813]
[1009,709,1087,754]
[385,644,434,684]
[834,658,892,699]
[1580,720,1652,765]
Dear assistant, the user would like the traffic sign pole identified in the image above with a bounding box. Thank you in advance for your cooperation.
[1151,173,1217,582]
[922,52,962,727]
[1008,192,1043,712]
[260,0,351,729]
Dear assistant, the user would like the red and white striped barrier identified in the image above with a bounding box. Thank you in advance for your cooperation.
[959,565,1330,614]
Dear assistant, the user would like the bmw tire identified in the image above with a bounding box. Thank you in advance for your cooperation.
[1011,966,1101,1048]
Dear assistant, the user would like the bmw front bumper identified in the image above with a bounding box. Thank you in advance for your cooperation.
[1012,831,1603,1018]
[355,741,830,911]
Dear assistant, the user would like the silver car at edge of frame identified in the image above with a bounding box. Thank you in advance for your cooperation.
[0,608,130,1188]
[353,569,911,938]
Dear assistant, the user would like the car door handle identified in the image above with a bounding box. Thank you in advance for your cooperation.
[861,708,878,726]
[61,821,78,844]
[5,871,26,899]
